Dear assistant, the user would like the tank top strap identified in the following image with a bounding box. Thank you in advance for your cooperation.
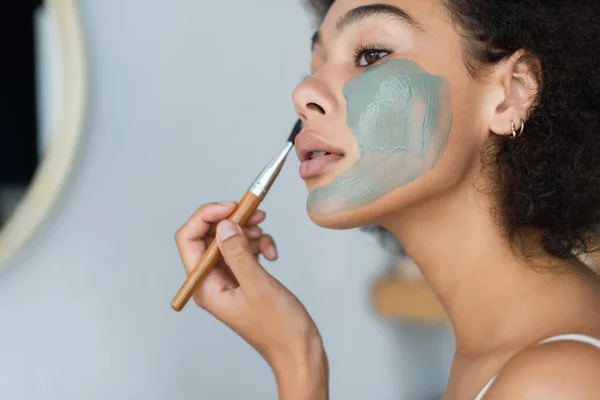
[473,334,600,399]
[537,333,600,348]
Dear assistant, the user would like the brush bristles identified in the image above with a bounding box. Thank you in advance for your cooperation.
[287,119,303,144]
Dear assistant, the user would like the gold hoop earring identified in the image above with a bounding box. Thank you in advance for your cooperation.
[510,119,525,139]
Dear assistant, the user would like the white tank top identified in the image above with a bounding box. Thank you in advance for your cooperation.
[474,334,600,400]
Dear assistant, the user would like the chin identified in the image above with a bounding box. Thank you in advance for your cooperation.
[304,198,390,230]
[307,210,364,230]
[303,177,438,232]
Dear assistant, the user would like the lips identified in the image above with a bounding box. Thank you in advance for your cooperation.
[295,133,345,180]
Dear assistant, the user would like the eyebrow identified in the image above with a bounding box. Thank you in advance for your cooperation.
[311,4,423,50]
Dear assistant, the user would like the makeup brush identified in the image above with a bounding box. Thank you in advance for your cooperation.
[171,119,303,311]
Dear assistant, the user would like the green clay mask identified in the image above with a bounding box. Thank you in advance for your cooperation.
[307,59,453,216]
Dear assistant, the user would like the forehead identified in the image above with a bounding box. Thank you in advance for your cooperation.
[318,0,446,39]
[311,0,471,95]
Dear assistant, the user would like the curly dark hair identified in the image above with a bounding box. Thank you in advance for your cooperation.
[305,0,600,260]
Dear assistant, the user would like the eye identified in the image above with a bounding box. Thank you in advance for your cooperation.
[355,46,390,67]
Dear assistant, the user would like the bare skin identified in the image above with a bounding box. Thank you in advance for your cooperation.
[175,203,328,400]
[176,0,600,398]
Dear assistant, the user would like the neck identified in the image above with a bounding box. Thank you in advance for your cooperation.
[378,183,580,353]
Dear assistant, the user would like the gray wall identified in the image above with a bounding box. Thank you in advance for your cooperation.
[0,1,453,399]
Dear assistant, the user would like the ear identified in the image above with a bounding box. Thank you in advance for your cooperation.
[487,50,541,138]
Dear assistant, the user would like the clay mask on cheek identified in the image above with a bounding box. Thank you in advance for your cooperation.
[306,59,453,216]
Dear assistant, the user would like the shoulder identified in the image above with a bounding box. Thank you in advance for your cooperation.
[483,337,600,399]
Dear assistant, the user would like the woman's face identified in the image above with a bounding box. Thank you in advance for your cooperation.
[293,0,493,229]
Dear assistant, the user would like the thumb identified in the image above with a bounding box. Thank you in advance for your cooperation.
[216,220,268,286]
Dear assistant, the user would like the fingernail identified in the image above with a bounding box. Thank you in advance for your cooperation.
[266,245,278,260]
[217,220,238,241]
[218,201,235,206]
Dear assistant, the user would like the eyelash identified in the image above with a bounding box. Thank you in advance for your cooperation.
[353,44,392,67]
[302,44,392,81]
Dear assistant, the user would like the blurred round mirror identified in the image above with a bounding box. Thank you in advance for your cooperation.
[0,0,86,270]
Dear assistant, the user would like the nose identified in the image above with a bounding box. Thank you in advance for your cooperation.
[292,75,337,122]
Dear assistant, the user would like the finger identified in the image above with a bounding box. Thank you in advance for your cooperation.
[203,237,261,255]
[242,238,269,257]
[176,202,236,242]
[205,209,266,236]
[175,201,236,270]
[203,232,274,256]
[258,234,278,261]
[244,225,263,239]
[216,220,268,287]
[246,209,266,226]
[202,225,263,247]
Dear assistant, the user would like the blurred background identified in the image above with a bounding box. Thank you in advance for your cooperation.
[0,1,454,399]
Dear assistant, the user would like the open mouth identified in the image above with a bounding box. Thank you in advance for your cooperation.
[299,150,345,180]
[306,151,344,161]
[295,133,346,180]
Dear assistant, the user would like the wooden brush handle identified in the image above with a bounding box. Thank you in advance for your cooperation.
[171,192,263,311]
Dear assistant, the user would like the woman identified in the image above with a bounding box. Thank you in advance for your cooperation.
[175,0,600,398]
